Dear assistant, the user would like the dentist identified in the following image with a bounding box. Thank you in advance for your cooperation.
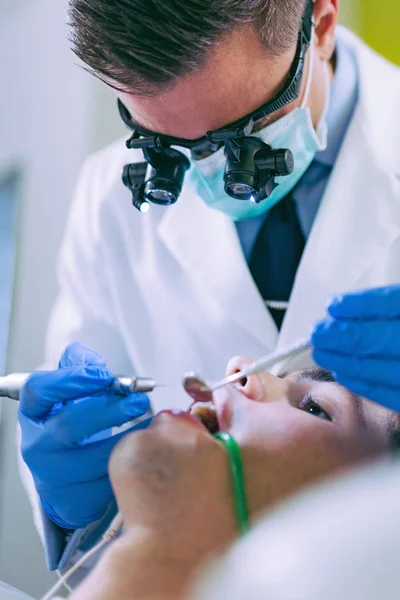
[18,0,400,584]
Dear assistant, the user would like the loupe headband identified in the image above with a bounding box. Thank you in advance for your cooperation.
[118,0,314,155]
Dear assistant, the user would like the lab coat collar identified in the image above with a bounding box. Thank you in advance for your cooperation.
[278,104,400,351]
[275,30,400,351]
[157,185,278,351]
[341,28,400,177]
[158,30,400,355]
[316,26,359,169]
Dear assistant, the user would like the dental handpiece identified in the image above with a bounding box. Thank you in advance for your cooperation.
[0,372,158,401]
[207,338,312,392]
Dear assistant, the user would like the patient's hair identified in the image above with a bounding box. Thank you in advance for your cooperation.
[388,415,400,452]
[283,368,400,453]
[68,0,307,95]
[310,368,400,453]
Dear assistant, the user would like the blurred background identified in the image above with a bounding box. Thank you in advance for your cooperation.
[0,0,398,597]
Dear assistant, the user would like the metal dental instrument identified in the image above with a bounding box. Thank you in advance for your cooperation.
[183,373,213,400]
[184,338,312,395]
[0,372,158,401]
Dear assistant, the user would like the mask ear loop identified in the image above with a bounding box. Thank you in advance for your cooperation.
[300,22,330,135]
[214,432,250,535]
[319,57,332,125]
[300,23,315,110]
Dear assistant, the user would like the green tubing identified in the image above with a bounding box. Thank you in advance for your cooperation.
[214,432,250,535]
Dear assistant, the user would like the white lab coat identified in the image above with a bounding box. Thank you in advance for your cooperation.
[19,27,400,578]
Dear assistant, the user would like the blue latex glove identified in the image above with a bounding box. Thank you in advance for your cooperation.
[19,342,151,530]
[311,285,400,412]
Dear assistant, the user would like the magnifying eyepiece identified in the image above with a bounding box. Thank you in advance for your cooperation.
[144,178,181,206]
[224,176,258,201]
[145,186,177,204]
[224,137,294,204]
[122,148,190,211]
[142,148,190,207]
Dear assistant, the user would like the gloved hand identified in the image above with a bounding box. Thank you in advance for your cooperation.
[18,342,151,530]
[311,285,400,412]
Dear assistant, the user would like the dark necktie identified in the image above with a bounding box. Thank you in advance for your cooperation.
[249,194,306,329]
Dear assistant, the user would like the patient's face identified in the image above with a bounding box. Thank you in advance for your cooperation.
[189,357,392,514]
[101,360,394,600]
[110,359,393,540]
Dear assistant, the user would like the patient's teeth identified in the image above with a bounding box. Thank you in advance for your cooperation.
[190,402,219,433]
[191,401,216,412]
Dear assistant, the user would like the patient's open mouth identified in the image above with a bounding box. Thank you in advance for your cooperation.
[189,401,220,434]
[183,373,220,433]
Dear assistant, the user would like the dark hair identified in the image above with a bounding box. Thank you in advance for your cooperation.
[68,0,307,95]
[287,368,400,453]
[389,415,400,452]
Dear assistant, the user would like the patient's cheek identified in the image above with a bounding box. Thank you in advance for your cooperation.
[238,421,372,517]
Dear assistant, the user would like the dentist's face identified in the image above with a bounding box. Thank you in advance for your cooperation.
[116,14,335,142]
[117,27,301,139]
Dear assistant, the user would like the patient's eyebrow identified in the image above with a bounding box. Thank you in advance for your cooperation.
[292,368,367,427]
[294,368,336,384]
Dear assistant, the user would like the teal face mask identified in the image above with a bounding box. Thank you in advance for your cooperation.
[188,44,330,222]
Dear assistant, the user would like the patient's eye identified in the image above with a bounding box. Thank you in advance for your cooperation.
[299,395,332,422]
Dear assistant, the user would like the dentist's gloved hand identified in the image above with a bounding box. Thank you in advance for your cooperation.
[311,285,400,412]
[18,342,151,530]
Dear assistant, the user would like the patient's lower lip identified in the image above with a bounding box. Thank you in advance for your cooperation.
[156,410,207,431]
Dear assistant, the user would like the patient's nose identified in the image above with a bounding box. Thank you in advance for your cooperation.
[225,356,285,403]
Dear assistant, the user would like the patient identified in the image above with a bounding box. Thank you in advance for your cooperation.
[71,357,400,600]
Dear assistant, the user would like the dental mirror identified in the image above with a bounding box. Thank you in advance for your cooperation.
[182,372,212,401]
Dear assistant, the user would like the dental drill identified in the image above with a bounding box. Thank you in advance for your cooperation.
[0,372,158,401]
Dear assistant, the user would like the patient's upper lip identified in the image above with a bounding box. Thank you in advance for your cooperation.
[156,410,207,431]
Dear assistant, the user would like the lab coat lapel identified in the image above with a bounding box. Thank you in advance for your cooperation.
[157,185,278,350]
[159,28,400,358]
[278,109,400,352]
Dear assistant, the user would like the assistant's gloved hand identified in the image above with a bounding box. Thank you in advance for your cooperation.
[18,342,151,530]
[311,285,400,412]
